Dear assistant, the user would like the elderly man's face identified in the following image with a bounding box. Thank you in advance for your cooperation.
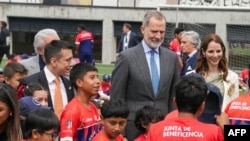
[181,35,196,55]
[37,34,60,56]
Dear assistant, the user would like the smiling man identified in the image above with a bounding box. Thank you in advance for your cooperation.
[110,10,180,141]
[20,40,75,118]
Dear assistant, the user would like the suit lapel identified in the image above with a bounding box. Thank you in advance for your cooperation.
[134,43,155,97]
[61,76,74,102]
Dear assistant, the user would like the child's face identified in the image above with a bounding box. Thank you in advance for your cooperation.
[33,90,48,106]
[102,117,127,140]
[5,73,27,90]
[0,74,4,83]
[101,80,110,86]
[77,71,100,96]
[32,129,59,141]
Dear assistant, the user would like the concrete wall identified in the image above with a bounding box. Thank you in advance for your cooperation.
[1,3,250,63]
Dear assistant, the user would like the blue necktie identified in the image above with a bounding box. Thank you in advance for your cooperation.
[150,50,159,96]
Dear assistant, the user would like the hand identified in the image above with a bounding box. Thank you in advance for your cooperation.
[100,95,110,101]
[215,112,229,131]
[98,91,110,101]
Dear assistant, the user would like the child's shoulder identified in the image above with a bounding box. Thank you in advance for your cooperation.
[63,97,81,110]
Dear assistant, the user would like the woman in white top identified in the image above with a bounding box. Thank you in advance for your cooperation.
[195,34,239,111]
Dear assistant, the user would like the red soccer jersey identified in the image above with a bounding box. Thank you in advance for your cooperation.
[165,110,178,120]
[225,93,250,125]
[60,97,100,141]
[134,134,147,141]
[239,69,249,83]
[147,117,224,141]
[99,81,111,95]
[169,39,181,56]
[75,31,93,54]
[92,130,124,141]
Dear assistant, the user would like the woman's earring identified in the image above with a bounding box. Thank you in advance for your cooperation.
[9,113,12,116]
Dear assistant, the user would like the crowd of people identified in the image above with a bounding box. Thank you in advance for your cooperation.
[0,10,249,141]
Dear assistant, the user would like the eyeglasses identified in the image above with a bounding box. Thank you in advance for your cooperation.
[43,132,59,140]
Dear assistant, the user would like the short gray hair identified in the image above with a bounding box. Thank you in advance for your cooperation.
[182,31,201,49]
[142,10,166,27]
[33,29,59,53]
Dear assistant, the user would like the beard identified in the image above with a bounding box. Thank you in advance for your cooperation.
[144,37,164,49]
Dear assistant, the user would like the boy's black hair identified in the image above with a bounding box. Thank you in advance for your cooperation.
[134,105,164,133]
[175,75,207,114]
[70,63,98,89]
[174,27,184,35]
[101,99,129,119]
[24,109,60,139]
[3,62,27,78]
[78,24,86,30]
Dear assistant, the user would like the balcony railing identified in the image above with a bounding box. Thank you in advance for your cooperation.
[1,0,249,8]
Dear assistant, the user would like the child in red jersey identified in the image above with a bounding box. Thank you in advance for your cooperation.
[92,99,129,141]
[147,75,229,141]
[225,68,250,125]
[97,74,111,101]
[99,74,111,96]
[60,63,101,141]
[134,105,164,141]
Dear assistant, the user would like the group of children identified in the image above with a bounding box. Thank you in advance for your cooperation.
[0,54,168,141]
[1,60,233,141]
[5,62,162,141]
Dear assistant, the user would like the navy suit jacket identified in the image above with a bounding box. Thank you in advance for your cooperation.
[117,31,139,53]
[181,51,199,76]
[20,70,75,108]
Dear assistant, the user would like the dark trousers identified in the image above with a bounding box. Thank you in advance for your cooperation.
[79,53,93,64]
[0,46,10,64]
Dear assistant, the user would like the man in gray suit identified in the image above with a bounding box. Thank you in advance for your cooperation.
[19,29,60,76]
[110,10,180,141]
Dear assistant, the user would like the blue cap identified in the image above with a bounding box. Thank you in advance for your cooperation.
[19,96,52,117]
[102,74,111,82]
[186,73,222,124]
[21,53,29,59]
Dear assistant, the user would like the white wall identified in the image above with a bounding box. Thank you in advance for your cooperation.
[1,3,250,63]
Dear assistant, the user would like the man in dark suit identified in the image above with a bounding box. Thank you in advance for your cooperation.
[116,23,139,56]
[110,11,180,141]
[0,21,10,64]
[180,31,201,76]
[20,40,75,118]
